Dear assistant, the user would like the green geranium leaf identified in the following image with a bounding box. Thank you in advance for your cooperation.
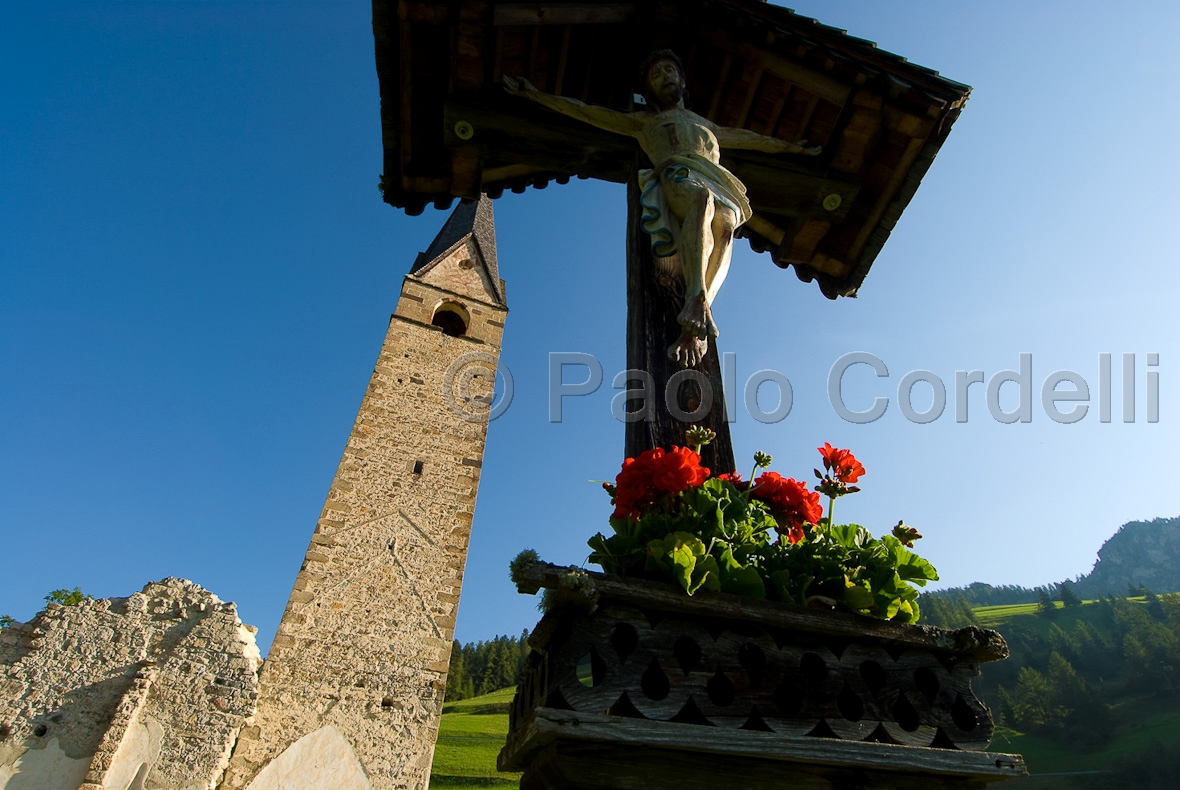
[717,545,767,599]
[647,532,720,595]
[842,583,876,611]
[692,554,722,595]
[876,591,901,620]
[725,565,766,598]
[830,523,872,549]
[770,569,793,602]
[588,532,646,574]
[892,598,916,623]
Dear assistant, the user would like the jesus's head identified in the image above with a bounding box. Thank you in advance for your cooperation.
[640,50,687,110]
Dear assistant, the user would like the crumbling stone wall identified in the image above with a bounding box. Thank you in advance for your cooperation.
[222,218,507,790]
[0,579,260,789]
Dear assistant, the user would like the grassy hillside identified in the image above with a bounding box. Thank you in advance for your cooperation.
[430,687,520,788]
[997,696,1180,781]
[973,595,1180,787]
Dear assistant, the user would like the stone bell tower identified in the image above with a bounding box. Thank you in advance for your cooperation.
[221,197,507,790]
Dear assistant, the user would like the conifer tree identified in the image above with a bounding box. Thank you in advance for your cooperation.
[1036,589,1059,619]
[1058,581,1083,609]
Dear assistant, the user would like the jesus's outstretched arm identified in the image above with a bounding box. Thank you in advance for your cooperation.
[503,76,643,137]
[712,124,822,156]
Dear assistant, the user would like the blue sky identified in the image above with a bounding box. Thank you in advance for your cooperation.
[2,1,1178,650]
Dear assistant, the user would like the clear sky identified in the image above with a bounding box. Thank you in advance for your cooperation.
[2,1,1178,651]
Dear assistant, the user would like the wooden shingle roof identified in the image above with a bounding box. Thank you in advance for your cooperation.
[373,0,970,298]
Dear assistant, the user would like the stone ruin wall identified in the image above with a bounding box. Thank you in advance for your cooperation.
[0,579,260,790]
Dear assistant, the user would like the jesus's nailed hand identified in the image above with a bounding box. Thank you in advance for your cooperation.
[502,75,537,96]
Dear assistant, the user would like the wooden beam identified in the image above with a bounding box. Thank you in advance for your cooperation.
[884,104,936,138]
[828,106,883,175]
[553,24,572,95]
[759,84,789,137]
[807,251,851,278]
[695,26,851,108]
[795,93,820,140]
[450,145,483,198]
[723,154,859,221]
[580,26,595,102]
[502,709,1027,783]
[492,26,505,83]
[398,18,416,171]
[849,135,926,260]
[789,219,831,263]
[482,163,551,184]
[705,52,734,122]
[494,3,634,26]
[445,99,633,154]
[398,1,450,23]
[743,214,785,247]
[528,24,541,80]
[400,174,451,192]
[455,1,489,92]
[512,560,1010,662]
[734,67,764,129]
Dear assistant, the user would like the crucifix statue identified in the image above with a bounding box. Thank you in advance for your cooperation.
[377,0,970,475]
[506,50,819,369]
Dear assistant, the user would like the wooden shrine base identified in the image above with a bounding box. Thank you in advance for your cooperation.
[514,561,1009,663]
[504,709,1027,790]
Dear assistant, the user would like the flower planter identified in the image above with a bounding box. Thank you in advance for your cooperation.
[499,561,1026,790]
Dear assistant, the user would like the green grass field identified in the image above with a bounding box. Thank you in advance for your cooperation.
[430,687,520,788]
[995,701,1180,774]
[971,602,1042,627]
[971,596,1148,628]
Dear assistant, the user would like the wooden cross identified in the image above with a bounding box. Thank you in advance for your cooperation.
[373,0,971,473]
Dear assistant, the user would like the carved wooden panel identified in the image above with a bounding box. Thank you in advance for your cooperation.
[511,604,994,753]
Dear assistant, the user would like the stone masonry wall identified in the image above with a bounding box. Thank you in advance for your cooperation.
[221,250,507,790]
[0,579,260,790]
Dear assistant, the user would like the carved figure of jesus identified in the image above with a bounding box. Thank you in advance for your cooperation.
[505,50,820,367]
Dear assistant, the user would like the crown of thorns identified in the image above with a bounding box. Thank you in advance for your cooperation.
[638,49,690,107]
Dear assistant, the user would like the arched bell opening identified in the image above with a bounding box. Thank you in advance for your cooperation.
[431,301,469,337]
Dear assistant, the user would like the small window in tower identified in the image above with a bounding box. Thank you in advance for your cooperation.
[413,461,424,475]
[431,302,470,337]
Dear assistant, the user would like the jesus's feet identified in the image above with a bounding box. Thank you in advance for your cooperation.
[668,329,708,368]
[677,292,719,340]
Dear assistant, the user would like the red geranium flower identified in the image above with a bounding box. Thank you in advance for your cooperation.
[652,446,710,494]
[611,446,709,520]
[818,442,865,484]
[750,471,822,539]
[714,471,749,492]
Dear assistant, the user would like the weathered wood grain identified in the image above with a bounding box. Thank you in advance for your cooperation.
[494,3,637,26]
[623,160,737,474]
[501,708,1027,784]
[513,561,1009,662]
[536,603,994,750]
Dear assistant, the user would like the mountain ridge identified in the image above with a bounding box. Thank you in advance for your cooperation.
[931,516,1180,606]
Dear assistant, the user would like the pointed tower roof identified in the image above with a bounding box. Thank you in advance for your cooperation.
[410,196,504,306]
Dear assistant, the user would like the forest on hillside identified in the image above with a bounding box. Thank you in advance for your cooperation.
[925,585,1180,759]
[444,631,530,702]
